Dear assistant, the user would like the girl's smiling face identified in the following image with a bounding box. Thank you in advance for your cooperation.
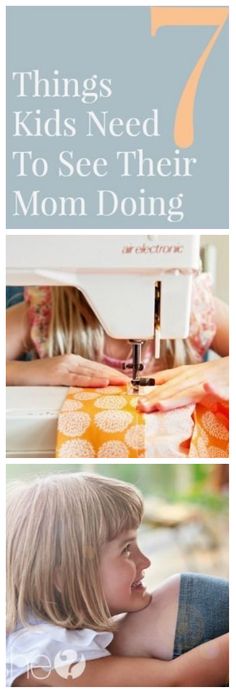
[100,529,151,615]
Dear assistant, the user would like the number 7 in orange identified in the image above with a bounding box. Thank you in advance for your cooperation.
[150,8,229,147]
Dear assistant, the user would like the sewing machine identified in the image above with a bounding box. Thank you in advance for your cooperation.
[6,234,200,456]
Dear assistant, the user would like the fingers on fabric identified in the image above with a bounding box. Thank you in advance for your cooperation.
[67,372,129,388]
[138,385,206,412]
[67,358,130,385]
[67,374,110,388]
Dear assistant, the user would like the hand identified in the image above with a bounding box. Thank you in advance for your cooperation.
[138,357,229,412]
[7,354,130,388]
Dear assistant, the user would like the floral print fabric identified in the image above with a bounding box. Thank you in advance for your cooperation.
[56,386,146,458]
[55,386,228,459]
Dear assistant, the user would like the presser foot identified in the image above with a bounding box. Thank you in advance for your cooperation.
[131,377,155,393]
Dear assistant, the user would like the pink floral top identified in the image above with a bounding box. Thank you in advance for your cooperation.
[24,273,216,368]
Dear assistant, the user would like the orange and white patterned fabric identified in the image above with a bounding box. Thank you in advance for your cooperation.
[189,397,229,458]
[55,386,229,459]
[56,386,146,458]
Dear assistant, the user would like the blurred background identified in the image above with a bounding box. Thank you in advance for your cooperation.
[6,463,228,591]
[200,235,228,303]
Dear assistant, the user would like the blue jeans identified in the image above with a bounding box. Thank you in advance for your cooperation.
[173,573,229,657]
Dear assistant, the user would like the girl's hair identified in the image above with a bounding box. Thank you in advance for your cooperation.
[6,472,143,634]
[48,287,105,360]
[47,287,197,368]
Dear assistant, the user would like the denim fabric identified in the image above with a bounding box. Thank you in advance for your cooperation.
[173,573,229,657]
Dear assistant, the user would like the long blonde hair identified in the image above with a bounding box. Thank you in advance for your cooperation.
[46,287,196,368]
[48,287,104,360]
[6,472,143,634]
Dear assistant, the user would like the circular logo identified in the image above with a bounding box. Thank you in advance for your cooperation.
[54,650,86,680]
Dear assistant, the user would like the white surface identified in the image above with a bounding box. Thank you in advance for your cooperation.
[6,386,67,457]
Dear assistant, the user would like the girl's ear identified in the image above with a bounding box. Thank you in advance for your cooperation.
[54,567,62,593]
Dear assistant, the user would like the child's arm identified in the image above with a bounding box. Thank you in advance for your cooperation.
[14,633,228,687]
[6,304,129,387]
[7,353,129,387]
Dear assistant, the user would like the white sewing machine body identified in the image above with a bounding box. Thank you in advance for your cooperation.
[6,234,200,456]
[7,234,200,340]
[6,386,67,457]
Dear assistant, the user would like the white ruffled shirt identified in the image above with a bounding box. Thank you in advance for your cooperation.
[6,616,113,686]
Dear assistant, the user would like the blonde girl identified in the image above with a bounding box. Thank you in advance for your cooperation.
[6,275,228,409]
[6,472,228,687]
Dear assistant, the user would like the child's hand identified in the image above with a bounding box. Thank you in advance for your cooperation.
[137,356,229,412]
[7,354,130,387]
